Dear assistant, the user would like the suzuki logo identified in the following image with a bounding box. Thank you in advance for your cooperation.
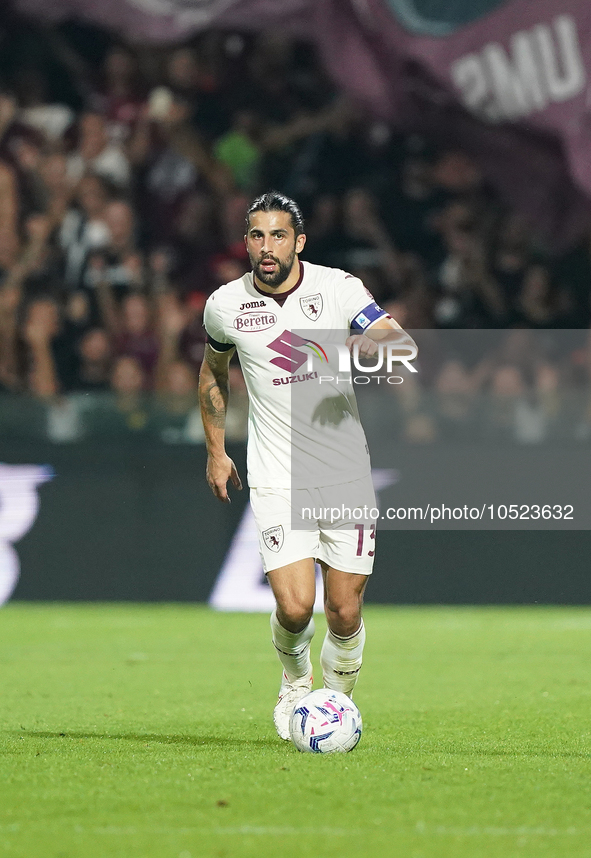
[267,330,328,373]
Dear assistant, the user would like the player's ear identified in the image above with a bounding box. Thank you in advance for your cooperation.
[296,233,306,254]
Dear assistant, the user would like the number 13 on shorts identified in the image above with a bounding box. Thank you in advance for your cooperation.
[355,524,376,557]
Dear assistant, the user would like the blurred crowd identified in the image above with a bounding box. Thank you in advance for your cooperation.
[1,18,591,442]
[359,328,591,446]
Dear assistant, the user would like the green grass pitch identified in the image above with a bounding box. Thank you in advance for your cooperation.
[2,604,591,858]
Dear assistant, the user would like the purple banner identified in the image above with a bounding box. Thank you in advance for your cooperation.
[317,0,591,247]
[14,0,591,245]
[14,0,312,41]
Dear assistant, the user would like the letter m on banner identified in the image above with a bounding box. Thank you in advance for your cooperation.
[267,330,310,372]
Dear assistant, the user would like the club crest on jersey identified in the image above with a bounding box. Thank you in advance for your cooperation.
[262,525,284,552]
[300,293,323,321]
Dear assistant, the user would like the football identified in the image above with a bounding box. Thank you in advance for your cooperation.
[289,688,362,753]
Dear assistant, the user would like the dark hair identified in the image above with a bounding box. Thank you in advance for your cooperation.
[246,191,305,236]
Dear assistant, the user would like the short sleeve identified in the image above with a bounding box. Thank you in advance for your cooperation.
[340,274,389,332]
[203,292,234,352]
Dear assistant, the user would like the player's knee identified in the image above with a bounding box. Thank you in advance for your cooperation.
[324,600,362,633]
[277,599,314,631]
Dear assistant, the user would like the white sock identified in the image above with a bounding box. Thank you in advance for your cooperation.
[270,609,315,683]
[320,620,366,696]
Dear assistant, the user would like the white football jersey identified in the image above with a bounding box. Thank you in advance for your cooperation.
[203,260,388,489]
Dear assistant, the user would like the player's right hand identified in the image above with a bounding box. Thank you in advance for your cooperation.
[206,453,243,503]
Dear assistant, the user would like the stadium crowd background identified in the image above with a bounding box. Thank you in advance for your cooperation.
[1,16,591,444]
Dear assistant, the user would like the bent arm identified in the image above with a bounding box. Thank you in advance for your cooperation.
[346,316,418,365]
[366,315,417,350]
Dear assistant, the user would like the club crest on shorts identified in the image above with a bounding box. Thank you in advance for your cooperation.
[300,293,323,321]
[262,525,284,552]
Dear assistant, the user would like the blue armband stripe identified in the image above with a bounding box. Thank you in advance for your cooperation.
[351,302,388,332]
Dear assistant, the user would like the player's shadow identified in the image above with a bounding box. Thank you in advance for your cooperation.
[9,730,278,748]
[311,395,358,427]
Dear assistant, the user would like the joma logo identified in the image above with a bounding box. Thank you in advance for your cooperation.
[240,300,266,310]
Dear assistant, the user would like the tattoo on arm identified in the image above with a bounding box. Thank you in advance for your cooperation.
[202,378,228,428]
[199,346,232,429]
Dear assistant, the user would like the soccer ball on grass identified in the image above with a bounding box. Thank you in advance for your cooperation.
[289,688,362,753]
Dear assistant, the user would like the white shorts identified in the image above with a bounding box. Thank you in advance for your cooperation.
[250,475,377,575]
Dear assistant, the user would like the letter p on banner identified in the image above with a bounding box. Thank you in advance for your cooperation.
[0,465,53,606]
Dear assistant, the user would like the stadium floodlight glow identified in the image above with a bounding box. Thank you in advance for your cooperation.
[306,341,418,374]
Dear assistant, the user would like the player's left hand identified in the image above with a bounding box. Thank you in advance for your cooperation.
[345,334,379,359]
[206,453,243,503]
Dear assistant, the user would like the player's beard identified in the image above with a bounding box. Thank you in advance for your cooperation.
[251,248,296,289]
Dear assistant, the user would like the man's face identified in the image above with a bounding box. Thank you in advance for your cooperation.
[245,210,305,288]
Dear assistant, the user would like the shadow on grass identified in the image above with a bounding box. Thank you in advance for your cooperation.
[7,730,278,748]
[8,732,590,758]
